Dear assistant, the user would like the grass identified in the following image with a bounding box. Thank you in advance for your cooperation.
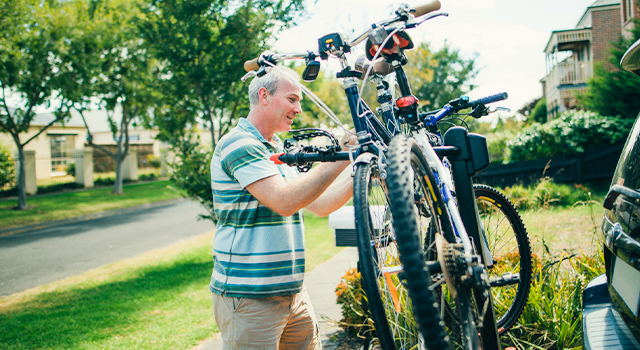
[0,211,342,349]
[500,188,606,349]
[0,180,184,230]
[333,181,608,349]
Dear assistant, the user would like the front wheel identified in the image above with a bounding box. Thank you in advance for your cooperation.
[384,135,461,349]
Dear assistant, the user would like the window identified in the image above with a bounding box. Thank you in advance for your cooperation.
[48,134,76,174]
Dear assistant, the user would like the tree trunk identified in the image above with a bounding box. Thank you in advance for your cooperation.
[112,152,124,194]
[15,142,27,210]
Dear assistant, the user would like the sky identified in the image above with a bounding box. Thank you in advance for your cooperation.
[273,0,598,117]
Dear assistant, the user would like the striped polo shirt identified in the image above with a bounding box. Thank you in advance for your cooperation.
[209,118,304,298]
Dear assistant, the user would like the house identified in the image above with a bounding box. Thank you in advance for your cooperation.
[541,0,632,120]
[0,106,213,188]
[0,111,88,180]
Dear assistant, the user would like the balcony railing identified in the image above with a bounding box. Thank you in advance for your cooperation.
[545,28,591,54]
[544,59,592,95]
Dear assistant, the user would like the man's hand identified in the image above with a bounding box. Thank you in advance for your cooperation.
[340,129,358,151]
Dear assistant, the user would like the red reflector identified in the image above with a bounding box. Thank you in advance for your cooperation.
[397,96,418,108]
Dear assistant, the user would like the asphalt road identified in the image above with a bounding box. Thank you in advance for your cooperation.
[0,199,215,296]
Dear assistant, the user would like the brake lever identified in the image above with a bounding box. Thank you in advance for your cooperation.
[241,70,257,82]
[488,106,511,114]
[415,12,449,26]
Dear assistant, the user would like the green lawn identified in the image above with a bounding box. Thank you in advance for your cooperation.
[0,211,342,350]
[0,181,183,230]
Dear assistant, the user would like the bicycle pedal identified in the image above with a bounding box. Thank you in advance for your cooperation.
[489,273,520,287]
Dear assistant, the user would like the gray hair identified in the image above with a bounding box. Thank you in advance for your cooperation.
[248,66,301,108]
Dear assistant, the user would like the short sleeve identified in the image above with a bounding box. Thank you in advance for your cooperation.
[218,135,279,188]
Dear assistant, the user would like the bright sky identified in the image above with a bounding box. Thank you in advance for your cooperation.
[273,0,598,116]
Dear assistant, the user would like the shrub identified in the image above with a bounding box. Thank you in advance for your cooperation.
[147,154,161,169]
[0,143,15,189]
[507,110,634,162]
[168,139,215,222]
[67,162,76,177]
[335,268,368,337]
[502,247,604,349]
[501,178,600,210]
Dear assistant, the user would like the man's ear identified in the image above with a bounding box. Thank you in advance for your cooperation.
[258,87,270,106]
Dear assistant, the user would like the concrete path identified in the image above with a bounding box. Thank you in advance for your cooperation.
[0,199,215,296]
[197,247,360,350]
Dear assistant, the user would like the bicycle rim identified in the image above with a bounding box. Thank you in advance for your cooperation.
[354,161,418,350]
[474,184,532,333]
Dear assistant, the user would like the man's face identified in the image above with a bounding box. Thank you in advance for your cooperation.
[266,78,302,133]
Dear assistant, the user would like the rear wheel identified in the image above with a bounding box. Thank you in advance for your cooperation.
[354,161,418,350]
[474,184,532,333]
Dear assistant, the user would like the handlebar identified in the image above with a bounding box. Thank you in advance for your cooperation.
[452,92,508,112]
[270,151,351,167]
[270,145,460,168]
[413,0,442,18]
[243,1,442,72]
[465,92,508,109]
[244,51,317,72]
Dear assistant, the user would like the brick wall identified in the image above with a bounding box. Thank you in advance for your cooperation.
[592,8,622,69]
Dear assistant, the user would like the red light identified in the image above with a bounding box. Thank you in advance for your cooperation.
[397,96,418,108]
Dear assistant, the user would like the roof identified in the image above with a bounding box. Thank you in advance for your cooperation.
[4,106,118,132]
[577,0,620,27]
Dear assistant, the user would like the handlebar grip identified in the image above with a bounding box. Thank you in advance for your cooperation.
[270,153,285,165]
[472,92,508,106]
[412,0,441,18]
[244,58,260,72]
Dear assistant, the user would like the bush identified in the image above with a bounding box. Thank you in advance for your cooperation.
[502,248,604,349]
[67,162,76,177]
[147,154,161,169]
[501,178,599,210]
[168,139,215,222]
[335,268,368,337]
[0,143,15,189]
[507,110,634,162]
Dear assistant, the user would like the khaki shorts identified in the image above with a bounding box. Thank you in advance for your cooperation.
[212,285,321,350]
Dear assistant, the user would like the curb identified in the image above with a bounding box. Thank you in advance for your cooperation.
[0,197,187,237]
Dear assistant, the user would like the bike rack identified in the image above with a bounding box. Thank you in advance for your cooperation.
[444,126,502,350]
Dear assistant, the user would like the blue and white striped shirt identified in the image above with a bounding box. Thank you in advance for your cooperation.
[209,118,304,298]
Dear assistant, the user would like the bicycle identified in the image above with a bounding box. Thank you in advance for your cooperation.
[354,57,532,339]
[242,2,526,348]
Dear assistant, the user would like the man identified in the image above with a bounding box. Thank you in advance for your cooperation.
[209,66,354,349]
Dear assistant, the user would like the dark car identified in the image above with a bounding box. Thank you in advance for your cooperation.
[582,38,640,349]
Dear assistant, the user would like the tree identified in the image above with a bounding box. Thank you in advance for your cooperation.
[578,1,640,120]
[140,0,305,149]
[58,0,159,195]
[405,42,478,111]
[139,0,306,222]
[0,0,75,209]
[530,98,547,124]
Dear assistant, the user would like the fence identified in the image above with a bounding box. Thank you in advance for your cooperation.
[6,147,164,195]
[474,142,624,188]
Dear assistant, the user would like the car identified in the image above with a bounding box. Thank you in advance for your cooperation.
[582,38,640,350]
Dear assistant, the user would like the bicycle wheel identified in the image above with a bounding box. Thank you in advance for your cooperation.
[474,184,532,333]
[384,135,461,349]
[354,161,419,350]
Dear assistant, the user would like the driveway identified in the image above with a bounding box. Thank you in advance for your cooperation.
[0,199,215,296]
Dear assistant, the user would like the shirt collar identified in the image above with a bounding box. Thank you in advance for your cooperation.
[237,118,283,150]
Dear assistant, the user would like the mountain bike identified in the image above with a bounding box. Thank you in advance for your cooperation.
[242,2,526,348]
